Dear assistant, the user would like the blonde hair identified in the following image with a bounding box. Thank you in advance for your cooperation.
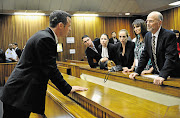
[119,29,129,37]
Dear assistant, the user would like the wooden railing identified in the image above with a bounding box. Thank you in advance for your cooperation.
[49,73,180,118]
[56,61,180,98]
[0,62,17,85]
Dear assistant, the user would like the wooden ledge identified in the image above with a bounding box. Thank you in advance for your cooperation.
[47,84,95,118]
[79,67,180,97]
[49,73,180,118]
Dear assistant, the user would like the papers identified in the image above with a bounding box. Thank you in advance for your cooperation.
[142,74,159,79]
[66,37,75,43]
[69,49,75,54]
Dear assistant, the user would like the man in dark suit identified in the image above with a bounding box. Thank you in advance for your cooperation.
[82,35,101,68]
[13,43,22,59]
[109,31,120,44]
[129,11,180,85]
[0,10,88,118]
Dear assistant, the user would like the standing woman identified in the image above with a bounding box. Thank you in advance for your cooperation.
[98,34,117,69]
[116,29,135,69]
[123,19,153,74]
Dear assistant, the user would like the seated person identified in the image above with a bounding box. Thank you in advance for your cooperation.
[98,33,117,70]
[115,29,135,69]
[5,44,18,62]
[109,31,119,44]
[13,43,22,59]
[173,30,180,57]
[0,48,5,63]
[123,19,153,74]
[82,35,101,68]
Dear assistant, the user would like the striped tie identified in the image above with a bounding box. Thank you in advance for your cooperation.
[152,36,159,72]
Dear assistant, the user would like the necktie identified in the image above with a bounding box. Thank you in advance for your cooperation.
[152,36,159,72]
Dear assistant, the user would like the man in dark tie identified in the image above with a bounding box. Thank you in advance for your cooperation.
[129,11,180,85]
[0,10,88,118]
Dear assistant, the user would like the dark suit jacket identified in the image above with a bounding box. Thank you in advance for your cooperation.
[15,48,22,59]
[98,43,118,65]
[0,27,72,114]
[0,49,5,63]
[109,37,119,44]
[115,41,135,68]
[85,38,101,68]
[136,28,179,79]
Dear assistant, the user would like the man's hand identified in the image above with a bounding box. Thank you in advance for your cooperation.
[153,77,165,85]
[70,86,88,93]
[129,72,139,80]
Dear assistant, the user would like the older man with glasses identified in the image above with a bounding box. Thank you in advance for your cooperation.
[129,11,180,85]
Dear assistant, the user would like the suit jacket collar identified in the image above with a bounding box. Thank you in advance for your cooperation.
[45,27,56,43]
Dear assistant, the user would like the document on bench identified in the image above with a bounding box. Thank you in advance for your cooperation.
[142,74,159,79]
[142,74,170,79]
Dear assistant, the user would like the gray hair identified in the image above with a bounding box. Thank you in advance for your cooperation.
[149,11,163,21]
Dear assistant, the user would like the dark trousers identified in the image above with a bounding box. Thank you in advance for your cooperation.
[3,103,31,118]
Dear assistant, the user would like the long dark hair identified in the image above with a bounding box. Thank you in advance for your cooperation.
[132,19,147,39]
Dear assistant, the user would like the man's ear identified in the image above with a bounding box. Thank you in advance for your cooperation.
[58,22,64,29]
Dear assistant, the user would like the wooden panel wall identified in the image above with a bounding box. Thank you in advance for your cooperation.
[0,6,179,61]
[162,6,180,31]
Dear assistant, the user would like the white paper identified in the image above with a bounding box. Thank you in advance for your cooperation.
[66,37,75,43]
[142,74,159,79]
[57,43,63,52]
[69,49,75,54]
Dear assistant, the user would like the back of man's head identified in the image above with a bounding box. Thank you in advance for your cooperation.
[49,10,71,28]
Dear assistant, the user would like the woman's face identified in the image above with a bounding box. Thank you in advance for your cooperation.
[133,24,141,35]
[119,31,128,44]
[100,35,108,47]
[175,33,179,39]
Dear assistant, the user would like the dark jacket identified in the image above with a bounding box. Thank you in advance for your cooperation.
[0,27,72,114]
[109,37,120,44]
[85,38,101,68]
[136,28,180,79]
[15,48,22,59]
[98,43,118,65]
[115,41,135,68]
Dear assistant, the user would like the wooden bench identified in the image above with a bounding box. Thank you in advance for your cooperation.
[50,73,180,118]
[55,61,180,97]
[30,82,95,118]
[56,61,90,77]
[57,65,71,75]
[0,62,17,85]
[79,66,180,97]
[65,59,89,64]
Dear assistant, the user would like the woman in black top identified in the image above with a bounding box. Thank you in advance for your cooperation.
[116,29,135,69]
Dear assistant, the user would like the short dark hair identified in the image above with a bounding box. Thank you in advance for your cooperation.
[82,35,89,40]
[13,43,18,46]
[132,19,147,38]
[173,30,179,33]
[49,10,71,28]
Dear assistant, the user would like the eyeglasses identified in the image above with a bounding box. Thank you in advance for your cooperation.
[83,38,90,44]
[146,20,160,24]
[119,36,126,38]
